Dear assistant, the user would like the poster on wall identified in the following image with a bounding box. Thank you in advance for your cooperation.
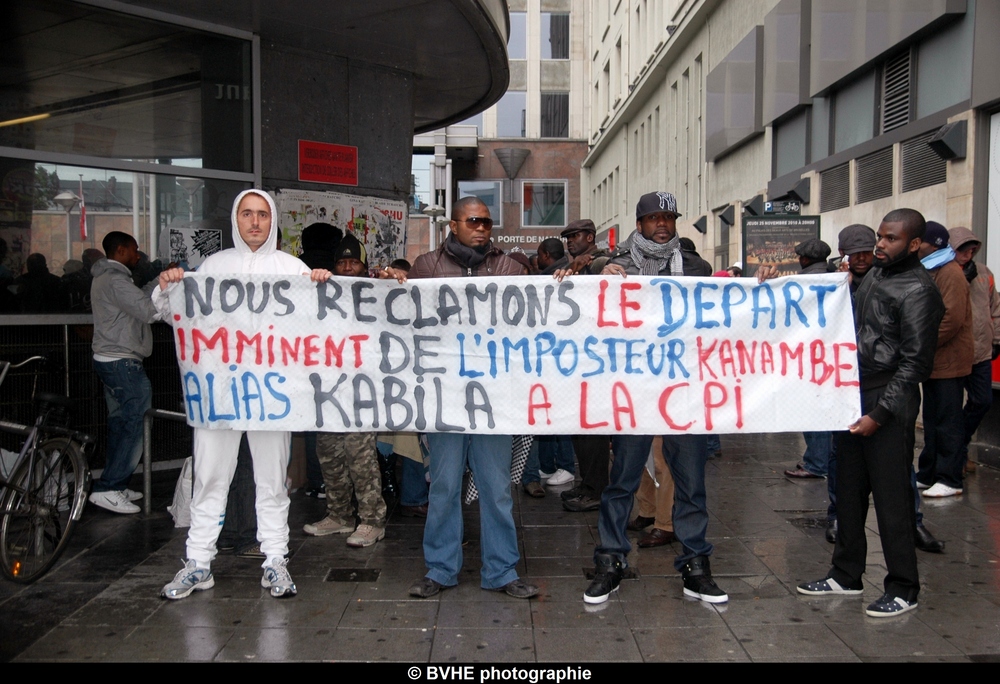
[276,189,406,267]
[742,215,821,277]
[167,226,223,269]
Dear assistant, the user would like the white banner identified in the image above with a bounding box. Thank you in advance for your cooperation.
[165,273,862,435]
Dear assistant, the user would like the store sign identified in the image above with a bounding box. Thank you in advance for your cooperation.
[298,140,358,186]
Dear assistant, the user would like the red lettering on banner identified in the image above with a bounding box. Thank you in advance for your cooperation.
[325,337,346,367]
[579,382,609,429]
[619,282,642,328]
[833,342,860,387]
[779,342,804,378]
[611,382,636,430]
[697,337,719,381]
[718,340,736,377]
[192,327,229,364]
[280,337,301,366]
[303,335,320,366]
[703,382,727,431]
[176,327,186,361]
[734,382,744,428]
[597,280,618,327]
[658,383,693,430]
[527,384,552,426]
[236,331,262,365]
[810,340,834,385]
[760,342,775,374]
[349,335,368,368]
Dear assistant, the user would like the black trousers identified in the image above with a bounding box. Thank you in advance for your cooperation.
[571,435,610,497]
[829,384,919,602]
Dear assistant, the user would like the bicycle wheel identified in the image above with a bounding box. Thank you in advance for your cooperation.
[0,438,87,583]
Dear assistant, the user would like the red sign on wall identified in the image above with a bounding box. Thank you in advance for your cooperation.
[298,140,358,186]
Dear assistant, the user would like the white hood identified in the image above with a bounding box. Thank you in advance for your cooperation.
[231,189,279,256]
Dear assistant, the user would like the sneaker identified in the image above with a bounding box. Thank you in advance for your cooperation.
[921,482,962,498]
[304,484,327,499]
[346,524,385,548]
[681,556,728,604]
[261,558,297,598]
[522,481,545,498]
[796,577,864,596]
[123,488,143,501]
[491,579,539,599]
[562,494,601,512]
[915,480,931,490]
[162,559,214,600]
[89,489,140,515]
[303,516,354,536]
[538,470,554,482]
[865,593,917,617]
[236,543,266,559]
[409,577,445,598]
[560,485,585,502]
[547,469,575,486]
[584,557,623,604]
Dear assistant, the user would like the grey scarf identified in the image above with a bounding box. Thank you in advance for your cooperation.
[628,232,683,276]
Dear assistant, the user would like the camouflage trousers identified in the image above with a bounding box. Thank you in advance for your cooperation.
[315,432,386,527]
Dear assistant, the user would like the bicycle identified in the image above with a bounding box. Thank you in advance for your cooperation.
[0,356,93,583]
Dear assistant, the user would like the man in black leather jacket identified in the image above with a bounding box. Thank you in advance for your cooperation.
[798,208,944,618]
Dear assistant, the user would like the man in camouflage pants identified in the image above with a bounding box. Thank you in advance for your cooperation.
[302,234,387,547]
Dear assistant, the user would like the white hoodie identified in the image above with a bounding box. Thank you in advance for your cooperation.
[154,189,309,315]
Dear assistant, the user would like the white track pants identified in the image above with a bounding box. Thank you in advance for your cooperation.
[186,429,290,566]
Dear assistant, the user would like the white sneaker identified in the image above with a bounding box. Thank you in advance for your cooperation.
[261,557,297,598]
[915,481,930,491]
[124,488,143,501]
[89,489,140,514]
[547,469,575,486]
[921,482,962,498]
[538,470,554,482]
[162,559,214,599]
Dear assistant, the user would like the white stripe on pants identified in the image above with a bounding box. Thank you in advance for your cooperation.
[186,429,290,566]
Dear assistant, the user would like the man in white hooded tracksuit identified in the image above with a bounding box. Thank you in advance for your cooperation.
[154,189,330,599]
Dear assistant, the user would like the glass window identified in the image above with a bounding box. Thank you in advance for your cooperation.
[497,92,526,138]
[811,96,830,161]
[409,154,432,214]
[833,71,875,153]
[916,15,973,119]
[774,109,808,177]
[458,181,503,228]
[0,156,249,313]
[541,13,570,60]
[522,181,566,227]
[540,93,569,138]
[0,0,253,173]
[508,12,527,60]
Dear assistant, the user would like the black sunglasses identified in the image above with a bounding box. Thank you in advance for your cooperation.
[455,216,494,229]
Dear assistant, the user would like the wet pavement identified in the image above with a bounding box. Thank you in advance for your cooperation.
[3,432,1000,663]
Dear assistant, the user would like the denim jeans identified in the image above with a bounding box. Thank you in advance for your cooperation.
[522,439,541,485]
[423,433,519,589]
[93,358,151,492]
[537,436,575,474]
[599,434,712,572]
[917,377,967,489]
[705,434,721,456]
[303,432,324,490]
[400,455,429,507]
[801,432,832,477]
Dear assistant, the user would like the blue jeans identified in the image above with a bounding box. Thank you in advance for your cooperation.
[522,439,541,485]
[802,431,832,477]
[917,377,966,489]
[705,434,721,456]
[961,360,994,459]
[400,455,429,507]
[93,358,151,492]
[423,433,519,589]
[599,434,712,572]
[537,436,575,474]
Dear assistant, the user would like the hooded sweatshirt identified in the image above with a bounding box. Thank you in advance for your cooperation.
[153,189,310,316]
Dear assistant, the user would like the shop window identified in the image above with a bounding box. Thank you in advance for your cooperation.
[508,12,527,60]
[522,181,566,227]
[497,92,526,138]
[541,13,570,60]
[540,93,569,138]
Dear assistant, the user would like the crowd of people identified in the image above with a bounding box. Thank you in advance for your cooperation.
[74,186,999,619]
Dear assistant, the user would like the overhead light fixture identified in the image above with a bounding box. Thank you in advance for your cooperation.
[0,113,51,128]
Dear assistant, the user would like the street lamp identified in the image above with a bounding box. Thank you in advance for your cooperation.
[422,204,446,252]
[54,191,80,266]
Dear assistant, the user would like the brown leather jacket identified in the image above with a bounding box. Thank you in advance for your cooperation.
[409,241,526,279]
[928,259,974,379]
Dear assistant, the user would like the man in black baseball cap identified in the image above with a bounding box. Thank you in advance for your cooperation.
[837,224,876,292]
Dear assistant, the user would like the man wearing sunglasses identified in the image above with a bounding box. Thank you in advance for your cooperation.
[404,197,538,600]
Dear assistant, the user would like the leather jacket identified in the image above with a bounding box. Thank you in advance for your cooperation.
[853,252,945,425]
[409,240,525,279]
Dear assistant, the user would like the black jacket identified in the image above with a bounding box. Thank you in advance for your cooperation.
[853,253,944,425]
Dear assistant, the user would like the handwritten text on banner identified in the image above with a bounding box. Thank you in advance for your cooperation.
[166,273,862,434]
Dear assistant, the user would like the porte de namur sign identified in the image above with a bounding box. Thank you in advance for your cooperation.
[164,273,861,435]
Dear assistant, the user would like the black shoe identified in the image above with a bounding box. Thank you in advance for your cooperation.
[304,484,326,499]
[915,524,945,553]
[825,519,837,544]
[681,556,728,604]
[627,515,655,531]
[584,554,624,604]
[491,579,539,599]
[560,485,585,502]
[562,494,601,512]
[409,577,446,598]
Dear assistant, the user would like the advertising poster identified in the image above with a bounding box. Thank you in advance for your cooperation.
[742,215,821,277]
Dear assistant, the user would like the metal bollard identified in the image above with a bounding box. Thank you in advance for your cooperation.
[142,408,187,515]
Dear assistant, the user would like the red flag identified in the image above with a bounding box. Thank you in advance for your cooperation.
[78,178,87,240]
